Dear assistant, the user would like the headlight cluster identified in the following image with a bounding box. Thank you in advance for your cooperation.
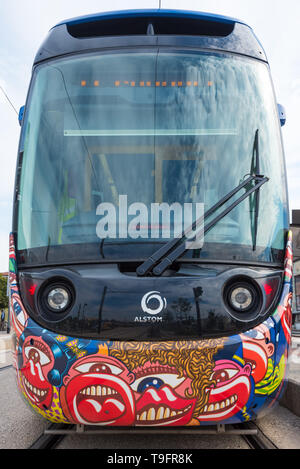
[46,286,71,312]
[39,280,75,319]
[223,277,262,321]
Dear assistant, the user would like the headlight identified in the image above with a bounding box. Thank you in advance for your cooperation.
[39,279,75,318]
[228,285,255,312]
[224,277,262,321]
[47,287,70,311]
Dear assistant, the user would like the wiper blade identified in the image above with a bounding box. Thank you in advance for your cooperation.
[250,129,260,251]
[136,173,269,277]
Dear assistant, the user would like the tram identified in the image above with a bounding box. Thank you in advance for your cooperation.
[9,9,293,427]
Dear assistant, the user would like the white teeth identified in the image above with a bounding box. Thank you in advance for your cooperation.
[137,404,192,423]
[157,407,164,420]
[148,408,156,420]
[80,385,117,397]
[203,395,238,414]
[23,377,46,399]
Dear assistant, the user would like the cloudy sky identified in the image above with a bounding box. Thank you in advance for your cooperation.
[0,0,299,271]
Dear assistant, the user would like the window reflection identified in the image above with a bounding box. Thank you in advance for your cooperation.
[17,51,288,264]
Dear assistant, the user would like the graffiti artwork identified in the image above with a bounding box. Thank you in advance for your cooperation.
[9,233,293,426]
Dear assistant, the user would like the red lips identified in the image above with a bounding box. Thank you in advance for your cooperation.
[136,385,196,426]
[21,364,53,409]
[64,373,135,425]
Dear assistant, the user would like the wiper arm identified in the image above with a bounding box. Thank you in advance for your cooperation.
[136,173,269,277]
[249,129,260,251]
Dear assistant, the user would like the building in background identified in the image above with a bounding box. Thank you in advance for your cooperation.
[0,272,9,330]
[291,210,300,333]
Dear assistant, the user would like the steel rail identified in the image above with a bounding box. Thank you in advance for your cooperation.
[0,364,13,373]
[28,421,280,449]
[28,424,74,449]
[43,422,258,436]
[235,422,278,449]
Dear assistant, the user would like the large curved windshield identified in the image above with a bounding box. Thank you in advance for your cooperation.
[16,50,288,265]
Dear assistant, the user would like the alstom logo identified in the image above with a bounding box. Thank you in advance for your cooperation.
[141,291,167,315]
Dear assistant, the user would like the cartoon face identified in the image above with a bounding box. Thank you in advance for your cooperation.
[197,360,252,422]
[277,292,293,345]
[241,324,275,383]
[60,354,135,425]
[11,293,28,338]
[19,335,54,409]
[131,361,197,426]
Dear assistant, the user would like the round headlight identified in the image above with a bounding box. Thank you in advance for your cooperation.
[39,279,75,318]
[229,286,254,311]
[47,287,70,311]
[224,277,262,321]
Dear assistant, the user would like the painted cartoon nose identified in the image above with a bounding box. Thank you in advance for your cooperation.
[244,364,252,376]
[28,348,41,364]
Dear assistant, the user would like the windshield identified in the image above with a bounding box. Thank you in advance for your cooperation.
[16,50,288,265]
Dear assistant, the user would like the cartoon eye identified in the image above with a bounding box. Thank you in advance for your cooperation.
[243,329,264,340]
[13,298,21,312]
[75,361,123,376]
[211,368,239,384]
[136,377,164,393]
[12,297,24,317]
[24,346,51,366]
[131,373,185,392]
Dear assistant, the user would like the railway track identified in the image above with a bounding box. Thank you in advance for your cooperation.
[235,422,278,449]
[0,364,13,373]
[27,422,279,450]
[28,424,73,449]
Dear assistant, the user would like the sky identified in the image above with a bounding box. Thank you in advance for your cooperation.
[0,0,299,271]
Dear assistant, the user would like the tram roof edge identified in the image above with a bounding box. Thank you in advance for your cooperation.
[52,9,245,29]
[33,9,267,65]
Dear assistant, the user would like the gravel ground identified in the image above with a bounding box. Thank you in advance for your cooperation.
[0,367,48,449]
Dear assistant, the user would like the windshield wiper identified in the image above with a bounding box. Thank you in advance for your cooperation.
[249,129,260,251]
[136,142,268,277]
